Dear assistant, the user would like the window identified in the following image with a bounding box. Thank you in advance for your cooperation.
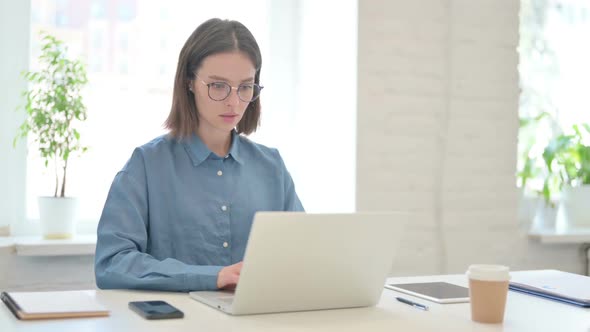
[518,0,590,195]
[19,0,357,230]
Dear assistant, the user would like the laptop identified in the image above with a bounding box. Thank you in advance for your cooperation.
[189,211,407,315]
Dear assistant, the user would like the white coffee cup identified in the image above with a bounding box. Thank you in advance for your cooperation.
[466,264,510,324]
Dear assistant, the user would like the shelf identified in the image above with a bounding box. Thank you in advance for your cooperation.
[7,235,97,256]
[529,227,590,244]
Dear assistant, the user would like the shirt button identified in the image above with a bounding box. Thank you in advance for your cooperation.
[221,205,227,211]
[217,170,223,176]
[224,155,229,159]
[223,242,229,248]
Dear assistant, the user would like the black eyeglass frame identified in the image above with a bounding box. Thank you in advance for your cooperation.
[194,74,264,103]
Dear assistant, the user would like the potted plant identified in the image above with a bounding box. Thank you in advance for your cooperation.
[516,111,557,229]
[542,123,590,227]
[13,33,89,239]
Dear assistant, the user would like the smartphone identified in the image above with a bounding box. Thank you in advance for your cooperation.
[128,300,184,320]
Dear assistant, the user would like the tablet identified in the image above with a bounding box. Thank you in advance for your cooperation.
[385,282,470,303]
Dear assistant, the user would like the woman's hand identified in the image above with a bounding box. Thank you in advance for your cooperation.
[217,261,243,290]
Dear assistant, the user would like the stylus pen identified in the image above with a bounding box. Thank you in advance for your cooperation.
[395,297,429,311]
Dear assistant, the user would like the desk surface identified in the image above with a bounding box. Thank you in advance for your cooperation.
[1,273,588,332]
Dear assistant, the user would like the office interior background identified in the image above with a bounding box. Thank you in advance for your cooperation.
[1,0,589,290]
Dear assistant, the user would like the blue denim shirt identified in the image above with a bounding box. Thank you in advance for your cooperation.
[95,131,304,291]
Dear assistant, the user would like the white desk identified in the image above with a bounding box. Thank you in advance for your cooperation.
[529,226,590,275]
[1,272,588,332]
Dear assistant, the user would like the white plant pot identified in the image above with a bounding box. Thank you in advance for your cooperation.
[559,185,590,227]
[531,199,557,230]
[38,196,79,239]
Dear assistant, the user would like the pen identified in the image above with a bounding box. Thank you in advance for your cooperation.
[395,297,429,311]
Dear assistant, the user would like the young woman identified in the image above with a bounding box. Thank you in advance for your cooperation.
[95,18,304,292]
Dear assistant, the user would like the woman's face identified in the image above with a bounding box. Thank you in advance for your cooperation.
[191,51,256,136]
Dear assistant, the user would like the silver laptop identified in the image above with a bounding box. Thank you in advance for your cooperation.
[189,211,406,315]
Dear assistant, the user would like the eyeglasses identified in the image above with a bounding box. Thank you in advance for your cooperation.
[195,75,263,103]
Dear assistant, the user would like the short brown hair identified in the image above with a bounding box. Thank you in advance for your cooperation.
[165,18,262,138]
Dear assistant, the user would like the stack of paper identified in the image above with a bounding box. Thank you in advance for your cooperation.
[1,290,110,320]
[509,270,590,307]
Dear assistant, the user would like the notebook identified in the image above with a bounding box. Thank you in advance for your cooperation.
[1,290,110,320]
[509,270,590,307]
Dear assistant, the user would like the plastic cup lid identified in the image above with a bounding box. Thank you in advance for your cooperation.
[466,264,510,281]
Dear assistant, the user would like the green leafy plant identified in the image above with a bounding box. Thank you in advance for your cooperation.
[541,123,590,204]
[517,112,551,189]
[13,33,88,198]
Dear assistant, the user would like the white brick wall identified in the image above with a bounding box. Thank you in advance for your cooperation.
[357,0,584,275]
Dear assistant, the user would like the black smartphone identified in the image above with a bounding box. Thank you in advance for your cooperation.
[128,300,184,320]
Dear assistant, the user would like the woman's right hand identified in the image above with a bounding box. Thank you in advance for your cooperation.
[217,261,243,290]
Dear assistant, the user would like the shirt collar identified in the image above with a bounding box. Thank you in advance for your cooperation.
[227,130,244,164]
[184,130,243,166]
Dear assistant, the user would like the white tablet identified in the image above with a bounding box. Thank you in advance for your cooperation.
[385,282,470,303]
